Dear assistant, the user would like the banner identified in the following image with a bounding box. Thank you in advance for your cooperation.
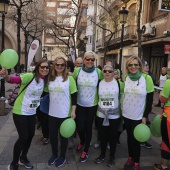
[27,39,39,71]
[70,47,75,63]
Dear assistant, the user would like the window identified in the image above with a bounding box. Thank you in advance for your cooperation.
[151,0,167,20]
[59,2,69,7]
[46,11,56,16]
[46,2,56,7]
[46,38,55,43]
[57,8,72,15]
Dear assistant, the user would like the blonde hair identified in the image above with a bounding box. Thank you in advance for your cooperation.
[84,51,96,59]
[126,56,143,73]
[49,57,68,82]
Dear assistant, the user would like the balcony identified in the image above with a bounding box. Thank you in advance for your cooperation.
[104,25,137,47]
[96,38,104,50]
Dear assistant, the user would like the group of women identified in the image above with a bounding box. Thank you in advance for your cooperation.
[1,51,169,170]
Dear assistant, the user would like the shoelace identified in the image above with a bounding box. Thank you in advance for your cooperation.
[81,152,87,158]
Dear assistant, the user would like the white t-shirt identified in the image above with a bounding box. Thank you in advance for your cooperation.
[13,74,44,115]
[122,76,147,120]
[159,74,167,88]
[48,76,77,118]
[97,79,120,119]
[77,69,99,107]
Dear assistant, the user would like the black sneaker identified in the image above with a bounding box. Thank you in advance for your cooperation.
[79,151,89,163]
[144,142,152,149]
[95,154,105,164]
[107,157,115,167]
[48,155,58,165]
[19,158,33,169]
[7,164,18,170]
[55,157,66,167]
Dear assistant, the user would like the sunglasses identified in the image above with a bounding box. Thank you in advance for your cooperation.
[55,63,65,67]
[39,66,49,69]
[103,70,113,73]
[128,63,139,67]
[85,58,95,61]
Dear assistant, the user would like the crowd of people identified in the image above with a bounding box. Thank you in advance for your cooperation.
[0,52,170,170]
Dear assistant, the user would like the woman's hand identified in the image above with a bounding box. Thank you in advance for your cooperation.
[0,67,10,81]
[142,117,146,124]
[71,111,76,119]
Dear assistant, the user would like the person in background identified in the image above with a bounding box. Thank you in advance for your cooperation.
[47,57,77,167]
[154,79,170,170]
[97,65,102,70]
[155,67,170,107]
[67,60,75,75]
[122,56,154,170]
[94,64,123,167]
[27,61,36,72]
[72,51,103,163]
[140,59,154,149]
[105,59,113,67]
[75,57,83,68]
[0,59,50,170]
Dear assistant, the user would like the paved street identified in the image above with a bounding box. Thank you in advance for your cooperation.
[0,81,168,170]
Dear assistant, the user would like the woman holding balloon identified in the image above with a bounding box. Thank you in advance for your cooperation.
[154,79,170,170]
[122,56,154,170]
[0,59,50,170]
[46,56,77,167]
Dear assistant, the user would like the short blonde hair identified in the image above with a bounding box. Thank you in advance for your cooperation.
[84,51,96,59]
[126,56,143,73]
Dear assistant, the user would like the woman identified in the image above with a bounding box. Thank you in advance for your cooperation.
[155,67,170,107]
[122,56,154,170]
[154,79,170,170]
[72,51,103,163]
[0,60,50,170]
[47,57,77,167]
[94,65,123,167]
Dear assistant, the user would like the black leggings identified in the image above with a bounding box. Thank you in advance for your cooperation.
[49,116,68,158]
[12,114,36,165]
[97,117,121,158]
[76,105,97,152]
[123,117,141,163]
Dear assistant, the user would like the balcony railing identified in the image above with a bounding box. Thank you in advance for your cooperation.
[104,25,137,46]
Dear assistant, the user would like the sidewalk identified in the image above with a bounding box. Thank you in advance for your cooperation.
[0,83,166,170]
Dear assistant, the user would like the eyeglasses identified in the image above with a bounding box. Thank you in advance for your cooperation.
[85,58,95,61]
[39,66,49,69]
[55,63,65,67]
[103,70,113,73]
[128,63,139,67]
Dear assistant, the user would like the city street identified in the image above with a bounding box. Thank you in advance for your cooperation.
[0,82,167,170]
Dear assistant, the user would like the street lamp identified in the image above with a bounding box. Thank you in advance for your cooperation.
[0,0,9,97]
[83,36,88,52]
[119,7,128,69]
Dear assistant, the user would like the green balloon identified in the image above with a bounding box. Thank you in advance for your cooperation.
[60,118,76,138]
[133,124,151,142]
[150,114,161,137]
[0,49,18,69]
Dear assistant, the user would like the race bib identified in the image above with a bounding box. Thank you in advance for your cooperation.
[100,98,114,109]
[28,100,40,109]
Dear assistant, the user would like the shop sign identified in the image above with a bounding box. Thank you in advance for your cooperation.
[164,43,170,54]
[159,0,170,11]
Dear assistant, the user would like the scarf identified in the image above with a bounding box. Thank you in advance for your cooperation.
[128,70,142,81]
[82,64,95,73]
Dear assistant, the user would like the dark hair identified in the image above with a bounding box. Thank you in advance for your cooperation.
[32,59,50,85]
[67,60,75,73]
[97,65,102,70]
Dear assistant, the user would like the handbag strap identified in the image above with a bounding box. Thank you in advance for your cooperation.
[14,75,35,102]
